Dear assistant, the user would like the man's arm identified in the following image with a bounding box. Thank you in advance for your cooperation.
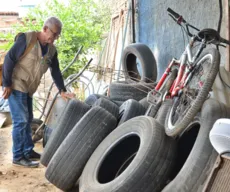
[50,52,75,100]
[2,33,26,99]
[50,51,66,92]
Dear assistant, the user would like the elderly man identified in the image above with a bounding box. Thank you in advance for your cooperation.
[2,17,74,168]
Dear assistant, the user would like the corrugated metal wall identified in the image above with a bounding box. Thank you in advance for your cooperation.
[137,0,227,79]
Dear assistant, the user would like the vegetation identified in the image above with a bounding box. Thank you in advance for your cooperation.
[0,0,111,77]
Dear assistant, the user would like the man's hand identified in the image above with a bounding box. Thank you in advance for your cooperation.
[60,91,75,101]
[2,87,12,99]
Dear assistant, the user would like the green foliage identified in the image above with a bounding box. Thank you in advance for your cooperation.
[0,0,111,78]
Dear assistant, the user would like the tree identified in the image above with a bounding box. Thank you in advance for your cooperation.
[0,0,111,77]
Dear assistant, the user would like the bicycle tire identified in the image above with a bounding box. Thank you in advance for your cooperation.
[165,48,220,137]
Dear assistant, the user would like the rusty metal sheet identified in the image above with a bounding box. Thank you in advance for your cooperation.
[45,96,68,130]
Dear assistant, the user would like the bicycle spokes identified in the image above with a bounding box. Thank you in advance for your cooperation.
[170,54,212,127]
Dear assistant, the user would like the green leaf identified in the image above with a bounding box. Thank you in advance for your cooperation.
[0,0,111,78]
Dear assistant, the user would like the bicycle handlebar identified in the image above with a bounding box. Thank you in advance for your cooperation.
[167,7,186,24]
[167,8,180,19]
[167,7,230,46]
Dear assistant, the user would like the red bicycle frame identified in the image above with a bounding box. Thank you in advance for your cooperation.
[154,42,196,99]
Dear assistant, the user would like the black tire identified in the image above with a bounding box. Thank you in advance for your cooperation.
[31,118,44,143]
[79,116,176,192]
[43,125,53,147]
[40,99,90,167]
[45,106,117,191]
[145,103,161,118]
[121,43,157,82]
[165,48,220,137]
[84,94,110,106]
[109,82,155,102]
[112,100,124,107]
[155,99,173,126]
[139,97,149,109]
[118,99,146,125]
[93,98,119,119]
[162,99,230,192]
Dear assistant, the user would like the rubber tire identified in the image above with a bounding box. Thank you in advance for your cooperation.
[93,98,119,119]
[112,100,124,107]
[40,99,90,167]
[85,94,110,106]
[162,99,230,192]
[43,125,53,147]
[45,106,117,191]
[118,99,146,125]
[121,43,157,82]
[139,97,149,110]
[79,116,176,192]
[165,48,220,137]
[109,82,155,102]
[155,99,173,126]
[31,118,44,143]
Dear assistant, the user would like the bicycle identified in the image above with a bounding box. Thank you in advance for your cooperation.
[146,7,230,137]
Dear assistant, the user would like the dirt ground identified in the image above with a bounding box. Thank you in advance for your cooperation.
[0,125,61,192]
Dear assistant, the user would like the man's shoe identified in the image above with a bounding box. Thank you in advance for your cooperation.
[25,150,41,160]
[13,157,39,168]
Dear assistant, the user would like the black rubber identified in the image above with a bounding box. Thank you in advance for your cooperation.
[45,106,117,191]
[139,97,150,110]
[155,99,173,126]
[93,98,119,119]
[84,94,110,106]
[43,125,53,148]
[162,99,230,192]
[40,99,90,167]
[31,118,44,143]
[118,99,146,125]
[79,116,176,192]
[109,82,155,102]
[121,43,157,82]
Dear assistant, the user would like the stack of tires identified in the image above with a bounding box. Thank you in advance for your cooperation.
[108,43,157,105]
[40,43,229,192]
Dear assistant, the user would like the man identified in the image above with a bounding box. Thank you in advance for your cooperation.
[2,17,75,168]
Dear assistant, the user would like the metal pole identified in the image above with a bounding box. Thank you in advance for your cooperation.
[117,0,132,81]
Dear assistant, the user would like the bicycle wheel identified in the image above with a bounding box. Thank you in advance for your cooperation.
[165,48,220,137]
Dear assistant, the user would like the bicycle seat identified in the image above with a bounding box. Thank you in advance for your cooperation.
[209,118,230,155]
[198,28,220,43]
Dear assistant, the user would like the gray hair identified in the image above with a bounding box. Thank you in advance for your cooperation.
[43,16,62,34]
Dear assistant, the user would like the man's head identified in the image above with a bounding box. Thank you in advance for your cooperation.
[41,16,62,44]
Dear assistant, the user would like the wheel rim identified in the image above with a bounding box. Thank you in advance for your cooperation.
[168,54,213,130]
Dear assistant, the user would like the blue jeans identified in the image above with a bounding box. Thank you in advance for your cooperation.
[8,90,34,161]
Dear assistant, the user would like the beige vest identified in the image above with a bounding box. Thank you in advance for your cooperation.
[12,32,56,96]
